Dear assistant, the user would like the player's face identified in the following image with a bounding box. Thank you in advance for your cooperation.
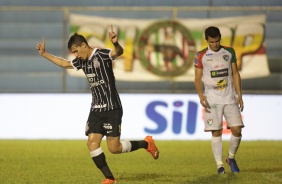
[70,43,87,60]
[207,36,221,52]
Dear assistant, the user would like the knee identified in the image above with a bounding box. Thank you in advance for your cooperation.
[231,127,242,137]
[212,130,222,137]
[87,139,99,151]
[108,145,122,154]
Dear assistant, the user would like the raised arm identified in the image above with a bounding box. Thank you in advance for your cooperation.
[36,37,73,69]
[108,25,124,59]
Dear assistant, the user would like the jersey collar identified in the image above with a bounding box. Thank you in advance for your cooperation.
[208,45,223,53]
[88,48,98,60]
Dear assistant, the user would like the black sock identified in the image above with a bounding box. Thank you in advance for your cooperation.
[92,152,114,180]
[130,140,148,151]
[100,166,114,180]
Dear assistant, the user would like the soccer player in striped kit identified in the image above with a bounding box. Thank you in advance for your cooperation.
[36,25,159,184]
[194,26,244,174]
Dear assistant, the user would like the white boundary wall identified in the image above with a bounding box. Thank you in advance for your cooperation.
[0,93,281,140]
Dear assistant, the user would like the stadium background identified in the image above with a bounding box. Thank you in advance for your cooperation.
[0,0,281,140]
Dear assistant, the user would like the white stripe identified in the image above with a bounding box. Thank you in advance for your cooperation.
[90,147,103,157]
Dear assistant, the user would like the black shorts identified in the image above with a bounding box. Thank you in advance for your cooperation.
[85,108,123,137]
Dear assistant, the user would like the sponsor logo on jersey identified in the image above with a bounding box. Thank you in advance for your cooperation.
[210,68,228,78]
[86,73,96,78]
[206,53,213,56]
[214,64,224,68]
[89,80,105,88]
[94,104,107,108]
[194,53,200,66]
[214,79,228,90]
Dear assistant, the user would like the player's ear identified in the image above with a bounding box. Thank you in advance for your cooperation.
[81,42,86,48]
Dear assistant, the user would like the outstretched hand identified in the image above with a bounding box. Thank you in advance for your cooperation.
[36,37,45,56]
[108,25,118,43]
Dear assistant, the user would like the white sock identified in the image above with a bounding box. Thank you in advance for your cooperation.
[228,134,242,159]
[121,140,132,153]
[212,136,223,168]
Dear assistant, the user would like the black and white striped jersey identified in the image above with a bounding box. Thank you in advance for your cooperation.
[71,48,122,112]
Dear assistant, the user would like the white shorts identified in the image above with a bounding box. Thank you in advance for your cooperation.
[204,103,244,131]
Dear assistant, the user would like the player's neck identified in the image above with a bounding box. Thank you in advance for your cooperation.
[87,47,94,60]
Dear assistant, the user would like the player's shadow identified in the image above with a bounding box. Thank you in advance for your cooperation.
[181,167,282,184]
[118,173,173,183]
[243,167,282,173]
[183,172,245,184]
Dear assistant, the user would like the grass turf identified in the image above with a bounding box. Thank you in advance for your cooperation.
[0,140,281,184]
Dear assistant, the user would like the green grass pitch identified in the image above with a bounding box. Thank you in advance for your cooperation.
[0,140,281,184]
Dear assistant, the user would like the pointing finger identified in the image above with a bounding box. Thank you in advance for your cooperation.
[110,25,113,32]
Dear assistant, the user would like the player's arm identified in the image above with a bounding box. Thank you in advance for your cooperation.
[194,67,210,109]
[108,25,124,59]
[232,62,244,111]
[36,37,73,69]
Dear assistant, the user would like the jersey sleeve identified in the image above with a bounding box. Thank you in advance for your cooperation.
[97,48,114,61]
[230,48,237,63]
[71,58,83,70]
[194,52,204,69]
[224,47,237,63]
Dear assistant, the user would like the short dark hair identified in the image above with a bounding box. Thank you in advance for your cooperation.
[67,33,88,50]
[204,26,221,40]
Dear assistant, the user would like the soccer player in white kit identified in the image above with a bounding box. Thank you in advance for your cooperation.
[194,26,244,174]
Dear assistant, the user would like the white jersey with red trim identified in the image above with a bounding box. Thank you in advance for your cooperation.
[194,46,237,104]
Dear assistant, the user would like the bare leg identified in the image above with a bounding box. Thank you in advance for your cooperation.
[88,133,115,180]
